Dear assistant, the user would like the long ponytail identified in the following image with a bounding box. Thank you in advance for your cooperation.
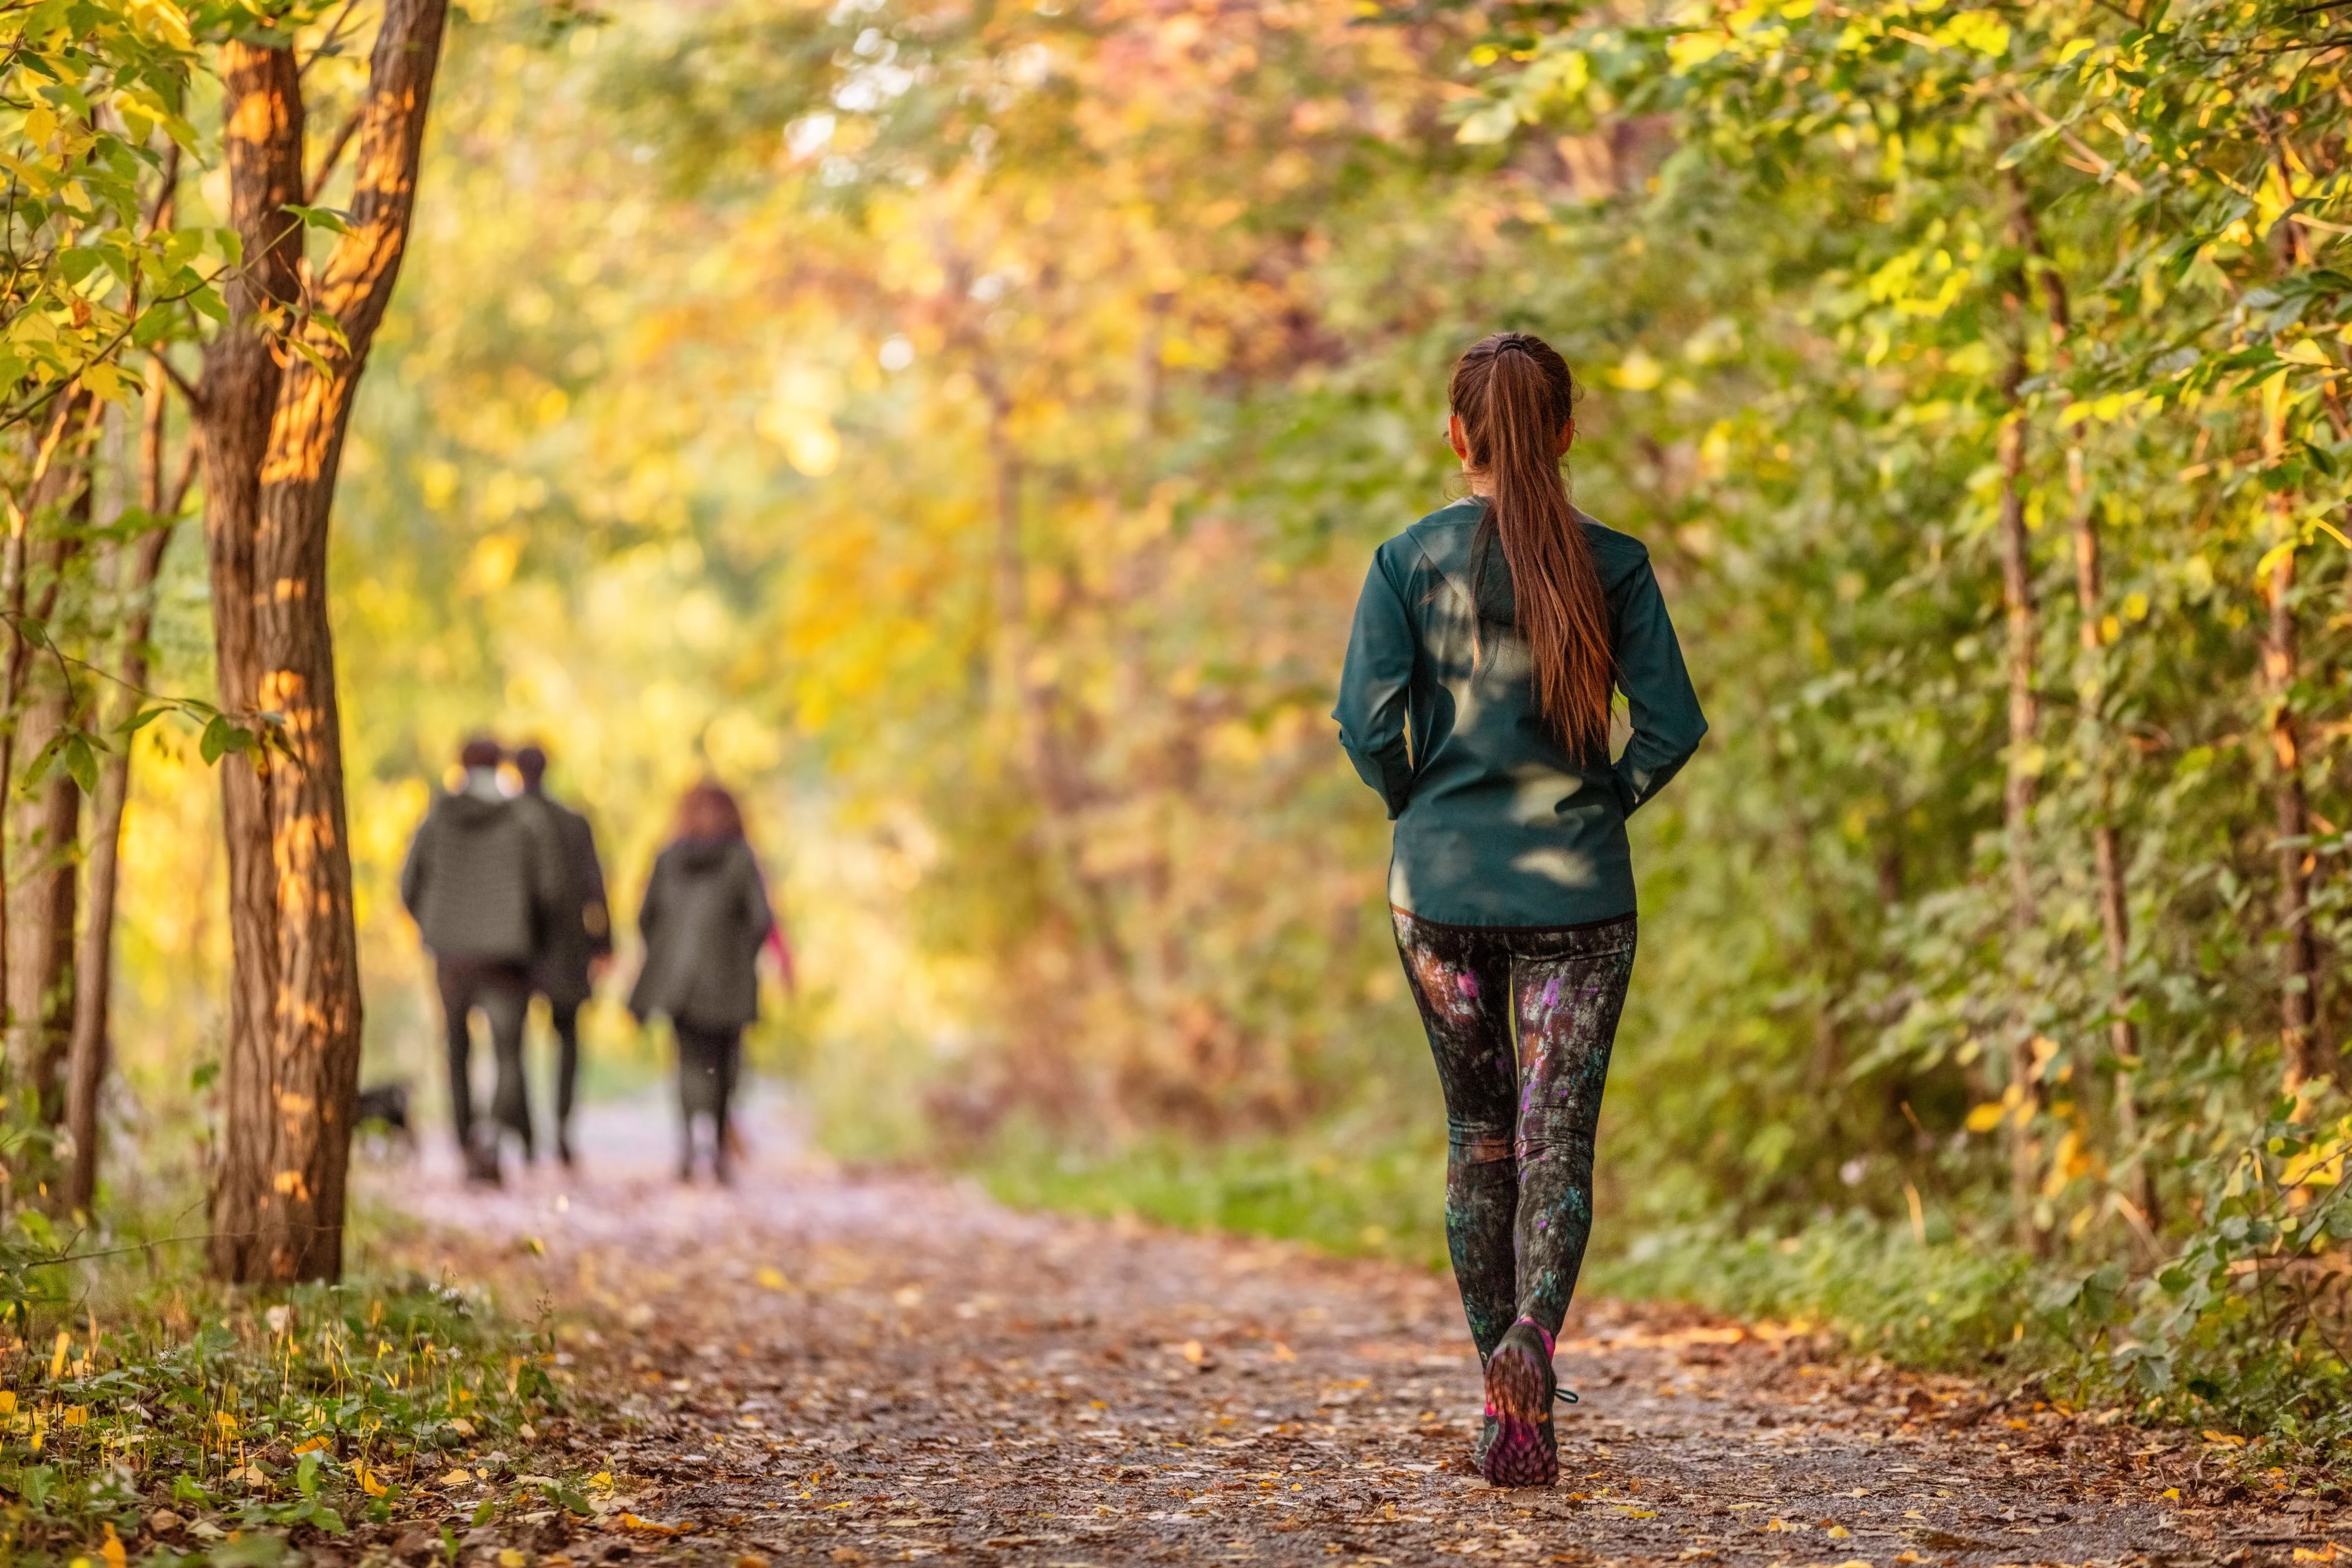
[1448,332,1613,758]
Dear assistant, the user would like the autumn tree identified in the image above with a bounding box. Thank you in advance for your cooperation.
[195,0,448,1282]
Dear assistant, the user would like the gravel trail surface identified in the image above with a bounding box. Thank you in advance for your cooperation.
[370,1095,2321,1567]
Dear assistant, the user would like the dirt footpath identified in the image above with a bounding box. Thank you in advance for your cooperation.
[375,1096,2328,1566]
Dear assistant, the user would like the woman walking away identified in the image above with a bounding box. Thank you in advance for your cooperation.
[628,780,774,1183]
[1334,333,1706,1487]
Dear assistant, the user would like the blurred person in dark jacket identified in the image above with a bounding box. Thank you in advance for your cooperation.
[513,743,612,1167]
[400,735,562,1183]
[628,780,774,1183]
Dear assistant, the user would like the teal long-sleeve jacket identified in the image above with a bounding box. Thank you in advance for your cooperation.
[1334,496,1707,928]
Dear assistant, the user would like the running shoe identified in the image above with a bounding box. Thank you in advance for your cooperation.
[1475,1318,1558,1487]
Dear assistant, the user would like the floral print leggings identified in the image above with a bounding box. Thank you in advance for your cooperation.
[1392,908,1638,1362]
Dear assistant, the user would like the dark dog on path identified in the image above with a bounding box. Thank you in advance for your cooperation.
[355,1082,415,1158]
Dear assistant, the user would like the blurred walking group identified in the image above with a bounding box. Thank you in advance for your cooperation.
[399,737,790,1186]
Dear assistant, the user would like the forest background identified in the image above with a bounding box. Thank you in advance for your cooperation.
[8,0,2352,1489]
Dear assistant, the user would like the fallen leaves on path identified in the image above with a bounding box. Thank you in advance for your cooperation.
[338,1106,2341,1567]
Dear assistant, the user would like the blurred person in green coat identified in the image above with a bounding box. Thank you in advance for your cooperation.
[628,780,776,1184]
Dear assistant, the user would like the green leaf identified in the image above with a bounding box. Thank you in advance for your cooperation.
[283,203,353,236]
[62,734,98,794]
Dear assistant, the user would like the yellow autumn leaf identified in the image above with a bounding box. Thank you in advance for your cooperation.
[291,1436,331,1455]
[100,1523,125,1568]
[1827,1524,1852,1537]
[618,1513,683,1536]
[447,1416,476,1436]
[498,1551,526,1567]
[1272,1342,1297,1362]
[589,1470,614,1490]
[353,1460,388,1497]
[440,1467,474,1487]
[1964,1102,2007,1133]
[756,1266,790,1290]
[61,1406,86,1427]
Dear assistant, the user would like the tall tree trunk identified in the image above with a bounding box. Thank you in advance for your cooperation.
[2070,457,2156,1224]
[197,35,303,1278]
[2029,225,2158,1228]
[1996,290,2045,1253]
[11,678,81,1131]
[0,394,96,1069]
[2262,387,2324,1096]
[200,0,448,1283]
[62,367,186,1216]
[5,417,95,1134]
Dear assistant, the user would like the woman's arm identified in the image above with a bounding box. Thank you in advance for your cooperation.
[1333,549,1419,820]
[740,848,776,949]
[1611,554,1708,815]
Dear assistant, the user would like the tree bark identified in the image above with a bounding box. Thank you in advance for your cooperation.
[2263,391,2323,1096]
[11,677,81,1129]
[198,34,303,1277]
[4,404,95,1130]
[201,0,447,1282]
[1996,296,2044,1253]
[62,367,186,1216]
[2030,227,2157,1228]
[0,393,95,1078]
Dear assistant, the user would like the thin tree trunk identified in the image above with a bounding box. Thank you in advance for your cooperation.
[2030,225,2158,1226]
[6,414,95,1130]
[2263,389,2323,1095]
[2256,139,2327,1098]
[1996,287,2044,1253]
[2072,470,2156,1229]
[62,367,187,1215]
[11,676,81,1129]
[202,0,447,1282]
[0,394,96,1058]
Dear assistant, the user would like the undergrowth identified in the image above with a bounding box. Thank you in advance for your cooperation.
[0,1248,601,1566]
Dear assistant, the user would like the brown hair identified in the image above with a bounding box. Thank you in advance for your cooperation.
[1449,332,1613,757]
[673,778,746,842]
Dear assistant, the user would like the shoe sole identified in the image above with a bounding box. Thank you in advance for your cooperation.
[1480,1337,1558,1487]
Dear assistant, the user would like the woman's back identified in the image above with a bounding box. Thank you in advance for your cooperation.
[1335,495,1705,928]
[629,835,773,1030]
